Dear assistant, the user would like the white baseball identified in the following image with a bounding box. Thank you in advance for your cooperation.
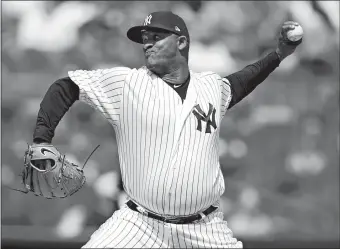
[287,24,303,42]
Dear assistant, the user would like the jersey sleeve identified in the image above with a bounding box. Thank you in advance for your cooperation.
[220,76,233,118]
[68,67,131,123]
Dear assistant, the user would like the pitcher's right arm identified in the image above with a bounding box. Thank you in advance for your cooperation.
[33,67,132,144]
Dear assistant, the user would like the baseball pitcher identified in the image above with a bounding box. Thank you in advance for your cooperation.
[22,11,301,248]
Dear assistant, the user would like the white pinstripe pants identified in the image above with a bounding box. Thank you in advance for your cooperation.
[82,204,243,248]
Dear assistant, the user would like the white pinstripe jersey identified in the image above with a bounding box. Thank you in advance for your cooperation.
[68,66,233,216]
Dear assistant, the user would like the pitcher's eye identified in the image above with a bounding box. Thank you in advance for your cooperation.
[142,36,148,44]
[154,35,160,41]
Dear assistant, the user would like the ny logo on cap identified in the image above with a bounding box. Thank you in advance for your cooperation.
[175,26,180,32]
[144,14,152,26]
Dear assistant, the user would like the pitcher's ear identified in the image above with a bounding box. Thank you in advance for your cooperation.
[177,36,189,50]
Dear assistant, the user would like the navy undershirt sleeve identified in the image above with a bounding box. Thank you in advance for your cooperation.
[225,51,281,109]
[33,77,79,143]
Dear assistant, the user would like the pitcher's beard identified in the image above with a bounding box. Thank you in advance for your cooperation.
[145,58,168,76]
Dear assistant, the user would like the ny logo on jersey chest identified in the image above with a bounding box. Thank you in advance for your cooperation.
[192,103,217,133]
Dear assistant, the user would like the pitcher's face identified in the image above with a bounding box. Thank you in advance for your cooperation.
[142,30,179,74]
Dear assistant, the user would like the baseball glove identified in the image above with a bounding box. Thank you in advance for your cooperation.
[12,144,99,199]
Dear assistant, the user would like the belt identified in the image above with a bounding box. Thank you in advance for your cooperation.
[126,200,218,224]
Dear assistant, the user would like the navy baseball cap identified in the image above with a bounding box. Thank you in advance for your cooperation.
[127,11,190,44]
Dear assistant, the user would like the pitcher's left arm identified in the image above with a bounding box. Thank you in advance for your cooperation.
[223,21,302,109]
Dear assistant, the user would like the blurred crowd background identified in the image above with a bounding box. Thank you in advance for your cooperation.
[1,0,339,248]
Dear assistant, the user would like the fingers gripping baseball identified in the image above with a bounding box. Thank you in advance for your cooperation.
[276,21,303,60]
[281,21,303,43]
